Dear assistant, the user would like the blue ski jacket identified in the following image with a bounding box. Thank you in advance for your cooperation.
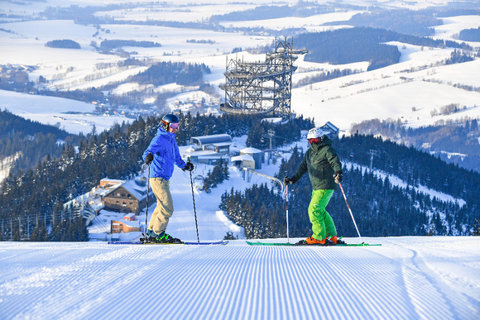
[143,127,186,180]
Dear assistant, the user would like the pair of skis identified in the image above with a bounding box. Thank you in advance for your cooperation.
[108,240,228,245]
[115,168,378,247]
[108,240,380,246]
[128,162,208,246]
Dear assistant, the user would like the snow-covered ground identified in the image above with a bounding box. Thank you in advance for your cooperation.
[0,237,479,319]
[218,11,361,32]
[434,15,480,45]
[3,137,480,319]
[292,48,480,130]
[0,89,132,135]
[0,152,20,183]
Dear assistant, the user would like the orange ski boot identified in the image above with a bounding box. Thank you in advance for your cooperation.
[326,235,346,245]
[296,236,328,245]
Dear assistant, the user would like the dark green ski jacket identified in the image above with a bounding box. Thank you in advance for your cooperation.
[291,136,342,190]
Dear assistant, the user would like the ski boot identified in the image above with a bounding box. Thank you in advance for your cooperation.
[325,235,347,245]
[140,229,157,243]
[153,232,183,244]
[296,236,326,246]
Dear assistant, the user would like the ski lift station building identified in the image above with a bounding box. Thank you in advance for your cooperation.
[190,134,232,154]
[231,147,264,170]
[182,134,232,165]
[182,134,264,169]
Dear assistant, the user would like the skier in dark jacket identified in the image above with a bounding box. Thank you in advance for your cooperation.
[143,114,194,243]
[284,127,343,245]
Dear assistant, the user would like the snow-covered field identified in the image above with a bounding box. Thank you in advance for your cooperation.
[1,0,479,134]
[1,237,479,319]
[292,52,480,130]
[0,89,132,135]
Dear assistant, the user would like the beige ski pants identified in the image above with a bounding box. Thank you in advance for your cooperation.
[148,178,174,235]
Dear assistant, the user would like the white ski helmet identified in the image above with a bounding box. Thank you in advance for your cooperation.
[307,127,328,140]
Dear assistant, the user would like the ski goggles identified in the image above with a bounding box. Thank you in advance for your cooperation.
[308,138,319,144]
[170,122,180,129]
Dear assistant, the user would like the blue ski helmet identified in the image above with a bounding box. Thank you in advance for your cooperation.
[161,114,179,131]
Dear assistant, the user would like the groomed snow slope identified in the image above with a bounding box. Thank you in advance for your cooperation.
[0,237,479,320]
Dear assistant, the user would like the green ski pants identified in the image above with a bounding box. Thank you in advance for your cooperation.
[308,189,336,240]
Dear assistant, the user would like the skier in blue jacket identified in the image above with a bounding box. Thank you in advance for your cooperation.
[143,114,194,243]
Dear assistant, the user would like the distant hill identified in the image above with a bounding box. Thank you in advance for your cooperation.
[0,109,79,179]
[339,9,442,36]
[294,27,470,70]
[0,109,69,139]
[351,118,480,173]
[459,27,480,41]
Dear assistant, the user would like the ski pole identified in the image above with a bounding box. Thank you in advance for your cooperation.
[144,164,150,236]
[338,182,363,242]
[189,164,200,243]
[285,184,290,243]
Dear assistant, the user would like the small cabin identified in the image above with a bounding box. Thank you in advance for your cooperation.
[231,154,255,170]
[111,220,140,233]
[124,213,136,221]
[320,121,339,138]
[240,147,264,169]
[102,179,149,214]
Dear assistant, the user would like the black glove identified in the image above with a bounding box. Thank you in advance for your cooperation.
[183,161,194,172]
[283,176,294,185]
[334,171,343,184]
[145,153,154,165]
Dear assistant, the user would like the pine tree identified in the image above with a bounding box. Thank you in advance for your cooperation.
[472,219,480,236]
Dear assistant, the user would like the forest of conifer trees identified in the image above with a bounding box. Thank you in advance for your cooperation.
[2,111,479,241]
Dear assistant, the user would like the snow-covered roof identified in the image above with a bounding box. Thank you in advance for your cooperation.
[190,134,232,146]
[321,121,339,134]
[197,155,228,160]
[181,149,218,157]
[261,117,283,124]
[120,180,148,200]
[112,219,139,228]
[240,147,262,154]
[100,178,125,184]
[231,154,255,162]
[211,142,232,147]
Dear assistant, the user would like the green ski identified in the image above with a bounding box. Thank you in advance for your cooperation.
[246,241,381,247]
